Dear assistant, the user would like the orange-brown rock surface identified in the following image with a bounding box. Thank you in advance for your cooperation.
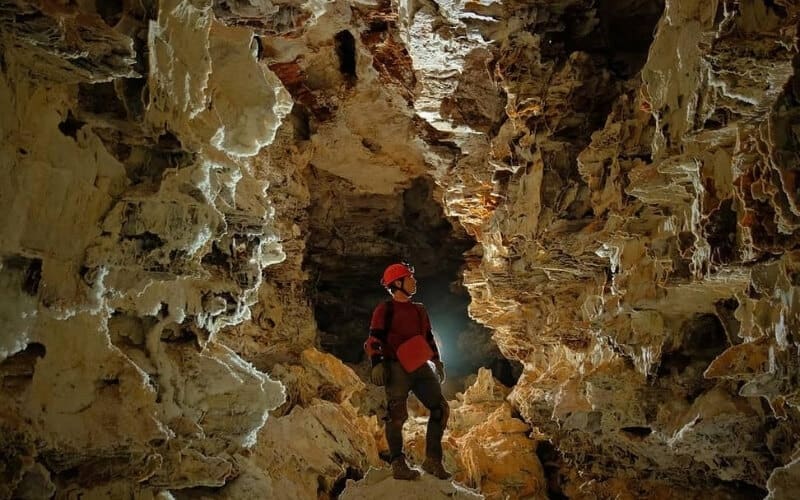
[410,0,800,496]
[2,0,800,498]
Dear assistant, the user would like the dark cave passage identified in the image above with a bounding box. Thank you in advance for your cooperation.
[304,173,517,391]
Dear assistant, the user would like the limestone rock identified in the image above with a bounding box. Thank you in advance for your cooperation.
[252,399,382,498]
[458,405,546,500]
[404,369,546,499]
[202,348,385,498]
[270,347,367,413]
[397,0,800,494]
[340,466,483,500]
[3,0,800,497]
[766,456,800,500]
[0,0,139,83]
[1,0,288,494]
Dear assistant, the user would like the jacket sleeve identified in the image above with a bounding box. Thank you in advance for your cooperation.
[419,305,441,362]
[364,302,388,366]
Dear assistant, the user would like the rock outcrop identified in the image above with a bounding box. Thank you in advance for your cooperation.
[3,0,800,498]
[404,368,546,499]
[0,0,288,496]
[400,0,800,495]
[340,466,483,500]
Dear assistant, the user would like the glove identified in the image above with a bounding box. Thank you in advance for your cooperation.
[433,360,446,384]
[371,363,387,386]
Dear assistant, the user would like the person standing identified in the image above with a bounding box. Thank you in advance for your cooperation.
[364,262,451,480]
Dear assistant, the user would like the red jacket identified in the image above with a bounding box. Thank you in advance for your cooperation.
[364,300,441,366]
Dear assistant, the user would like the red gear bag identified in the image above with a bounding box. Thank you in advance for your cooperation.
[395,335,434,372]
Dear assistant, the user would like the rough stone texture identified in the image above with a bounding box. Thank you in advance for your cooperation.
[184,347,386,499]
[3,0,800,498]
[399,0,800,495]
[340,466,484,500]
[0,0,287,496]
[404,368,546,499]
[766,456,800,500]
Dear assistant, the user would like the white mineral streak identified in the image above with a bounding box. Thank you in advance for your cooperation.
[3,0,800,497]
[1,0,288,495]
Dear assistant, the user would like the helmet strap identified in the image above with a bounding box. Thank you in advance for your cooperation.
[392,279,412,298]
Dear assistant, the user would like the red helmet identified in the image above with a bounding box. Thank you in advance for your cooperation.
[381,262,414,287]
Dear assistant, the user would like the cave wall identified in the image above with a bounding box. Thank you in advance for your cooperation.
[2,0,800,498]
[0,0,291,496]
[399,0,800,496]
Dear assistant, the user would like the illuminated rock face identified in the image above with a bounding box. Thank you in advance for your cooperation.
[2,0,800,499]
[0,0,289,496]
[404,368,546,499]
[401,0,800,496]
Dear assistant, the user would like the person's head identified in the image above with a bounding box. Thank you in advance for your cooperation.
[381,262,417,300]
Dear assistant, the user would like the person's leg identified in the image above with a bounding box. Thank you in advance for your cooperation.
[410,363,449,462]
[384,361,420,480]
[384,361,411,461]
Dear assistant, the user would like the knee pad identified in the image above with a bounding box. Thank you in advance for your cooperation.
[429,399,449,424]
[387,399,408,425]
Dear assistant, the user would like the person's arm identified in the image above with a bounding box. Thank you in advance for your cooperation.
[364,302,388,366]
[419,305,441,361]
[418,305,445,382]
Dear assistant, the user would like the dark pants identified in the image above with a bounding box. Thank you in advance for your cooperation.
[384,360,449,461]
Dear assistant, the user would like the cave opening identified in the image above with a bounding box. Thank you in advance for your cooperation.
[679,313,729,358]
[537,0,665,144]
[0,342,46,393]
[657,312,730,380]
[595,0,664,78]
[57,111,85,140]
[305,173,515,393]
[334,30,357,82]
[95,0,124,27]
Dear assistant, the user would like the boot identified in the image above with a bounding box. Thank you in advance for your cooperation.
[422,458,452,480]
[391,457,420,480]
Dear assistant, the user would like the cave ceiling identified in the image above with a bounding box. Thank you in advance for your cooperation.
[2,0,800,498]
